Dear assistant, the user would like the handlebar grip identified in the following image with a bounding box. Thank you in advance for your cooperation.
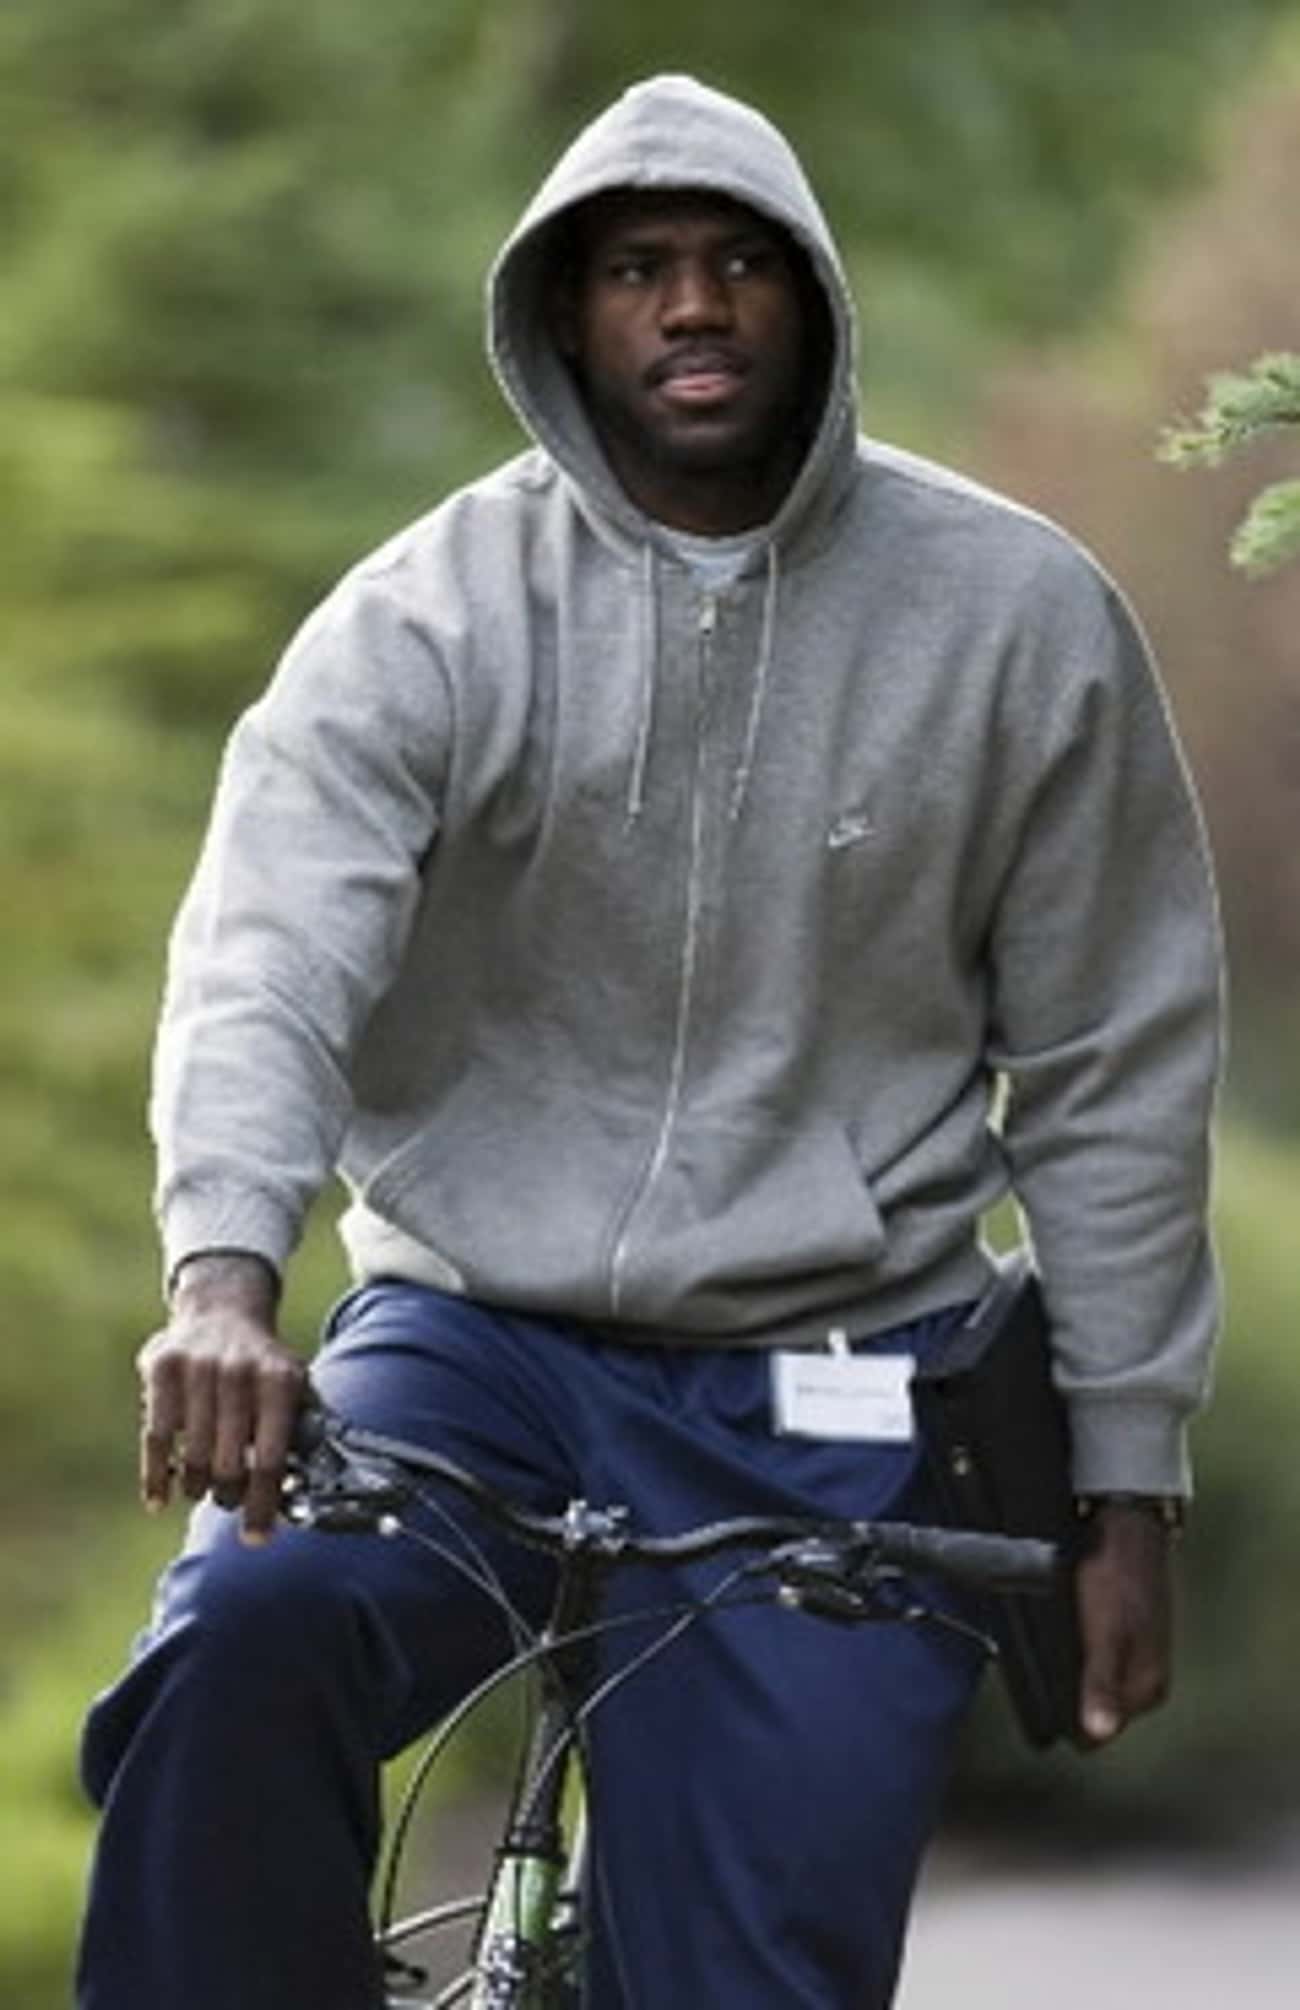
[871,1523,1060,1593]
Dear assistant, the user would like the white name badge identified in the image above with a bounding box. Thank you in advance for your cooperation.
[770,1348,915,1442]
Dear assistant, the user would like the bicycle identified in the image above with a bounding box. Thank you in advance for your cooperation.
[284,1406,1059,2010]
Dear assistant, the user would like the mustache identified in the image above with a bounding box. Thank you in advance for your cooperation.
[646,344,750,388]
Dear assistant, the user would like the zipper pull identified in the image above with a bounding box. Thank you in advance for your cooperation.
[698,594,718,639]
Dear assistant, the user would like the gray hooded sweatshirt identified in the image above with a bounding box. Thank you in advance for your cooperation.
[153,76,1222,1495]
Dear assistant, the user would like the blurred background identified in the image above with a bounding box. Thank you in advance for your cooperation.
[2,4,1298,2004]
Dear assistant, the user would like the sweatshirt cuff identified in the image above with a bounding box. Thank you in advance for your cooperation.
[1067,1397,1193,1498]
[159,1184,300,1299]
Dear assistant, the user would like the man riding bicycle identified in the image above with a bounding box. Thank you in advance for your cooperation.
[78,74,1222,2010]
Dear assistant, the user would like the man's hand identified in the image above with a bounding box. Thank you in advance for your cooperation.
[1075,1500,1176,1746]
[137,1252,307,1545]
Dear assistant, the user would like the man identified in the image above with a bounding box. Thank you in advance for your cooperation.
[78,74,1222,2010]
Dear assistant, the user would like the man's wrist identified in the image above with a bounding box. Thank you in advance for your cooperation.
[1075,1491,1187,1535]
[167,1249,281,1319]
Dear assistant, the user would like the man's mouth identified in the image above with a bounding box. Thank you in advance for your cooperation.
[649,349,749,406]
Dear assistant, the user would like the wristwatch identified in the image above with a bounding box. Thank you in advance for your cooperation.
[1074,1492,1187,1534]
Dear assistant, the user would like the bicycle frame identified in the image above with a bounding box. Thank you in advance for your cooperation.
[285,1409,1057,2010]
[372,1587,591,2009]
[376,1508,625,2008]
[458,1532,604,2009]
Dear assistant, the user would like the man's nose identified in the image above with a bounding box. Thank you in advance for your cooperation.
[660,258,732,332]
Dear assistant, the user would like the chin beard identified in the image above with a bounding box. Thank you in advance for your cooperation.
[601,400,808,492]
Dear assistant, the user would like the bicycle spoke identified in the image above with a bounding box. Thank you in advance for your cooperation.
[381,1895,487,1943]
[430,1972,477,2007]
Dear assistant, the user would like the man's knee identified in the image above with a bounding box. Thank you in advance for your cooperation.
[80,1521,393,1814]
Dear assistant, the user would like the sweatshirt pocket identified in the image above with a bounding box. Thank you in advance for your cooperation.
[354,1087,651,1317]
[613,1112,887,1333]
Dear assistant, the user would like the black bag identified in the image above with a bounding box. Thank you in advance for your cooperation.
[911,1251,1084,1748]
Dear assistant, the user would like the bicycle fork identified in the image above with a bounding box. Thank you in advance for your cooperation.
[468,1542,603,2009]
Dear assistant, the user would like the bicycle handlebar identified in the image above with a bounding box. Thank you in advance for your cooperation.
[286,1407,1060,1597]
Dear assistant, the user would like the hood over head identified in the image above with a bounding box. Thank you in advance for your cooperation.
[488,74,859,553]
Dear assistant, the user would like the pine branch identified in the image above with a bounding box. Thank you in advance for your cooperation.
[1158,351,1300,575]
[1158,351,1300,468]
[1229,479,1300,578]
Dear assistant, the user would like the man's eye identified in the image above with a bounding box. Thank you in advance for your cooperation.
[723,244,783,283]
[607,257,654,285]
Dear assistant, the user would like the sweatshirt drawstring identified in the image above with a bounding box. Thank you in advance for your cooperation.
[625,542,658,826]
[729,542,779,821]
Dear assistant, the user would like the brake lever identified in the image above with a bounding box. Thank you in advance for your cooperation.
[282,1420,410,1534]
[771,1537,906,1626]
[772,1536,1001,1653]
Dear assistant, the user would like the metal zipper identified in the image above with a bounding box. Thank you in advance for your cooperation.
[608,592,717,1317]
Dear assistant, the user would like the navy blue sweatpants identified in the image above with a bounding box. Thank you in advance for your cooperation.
[78,1286,984,2010]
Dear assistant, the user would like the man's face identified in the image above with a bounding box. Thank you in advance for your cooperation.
[557,191,812,530]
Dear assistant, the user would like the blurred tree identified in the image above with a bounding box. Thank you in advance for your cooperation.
[1160,352,1300,574]
[3,0,1297,741]
[962,50,1300,1097]
[530,0,1300,339]
[0,0,522,733]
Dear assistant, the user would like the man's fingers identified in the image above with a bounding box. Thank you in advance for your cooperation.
[210,1364,256,1509]
[1078,1585,1128,1744]
[240,1356,307,1545]
[139,1341,184,1510]
[1079,1652,1126,1746]
[1081,1637,1168,1745]
[1075,1504,1174,1747]
[179,1357,218,1499]
[136,1305,302,1536]
[1116,1637,1170,1721]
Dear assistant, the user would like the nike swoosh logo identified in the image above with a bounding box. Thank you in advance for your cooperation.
[827,811,874,850]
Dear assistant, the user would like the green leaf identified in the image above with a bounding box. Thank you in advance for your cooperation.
[1159,351,1300,466]
[1230,478,1300,576]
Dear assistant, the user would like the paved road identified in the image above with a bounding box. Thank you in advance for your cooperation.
[896,1842,1300,2009]
[405,1796,1299,2004]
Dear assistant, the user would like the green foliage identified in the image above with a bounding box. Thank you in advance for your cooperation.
[0,1514,178,2008]
[1159,353,1300,574]
[526,0,1298,341]
[1161,352,1300,459]
[3,0,1293,738]
[1232,475,1300,573]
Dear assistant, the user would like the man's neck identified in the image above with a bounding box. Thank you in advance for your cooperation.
[603,441,801,537]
